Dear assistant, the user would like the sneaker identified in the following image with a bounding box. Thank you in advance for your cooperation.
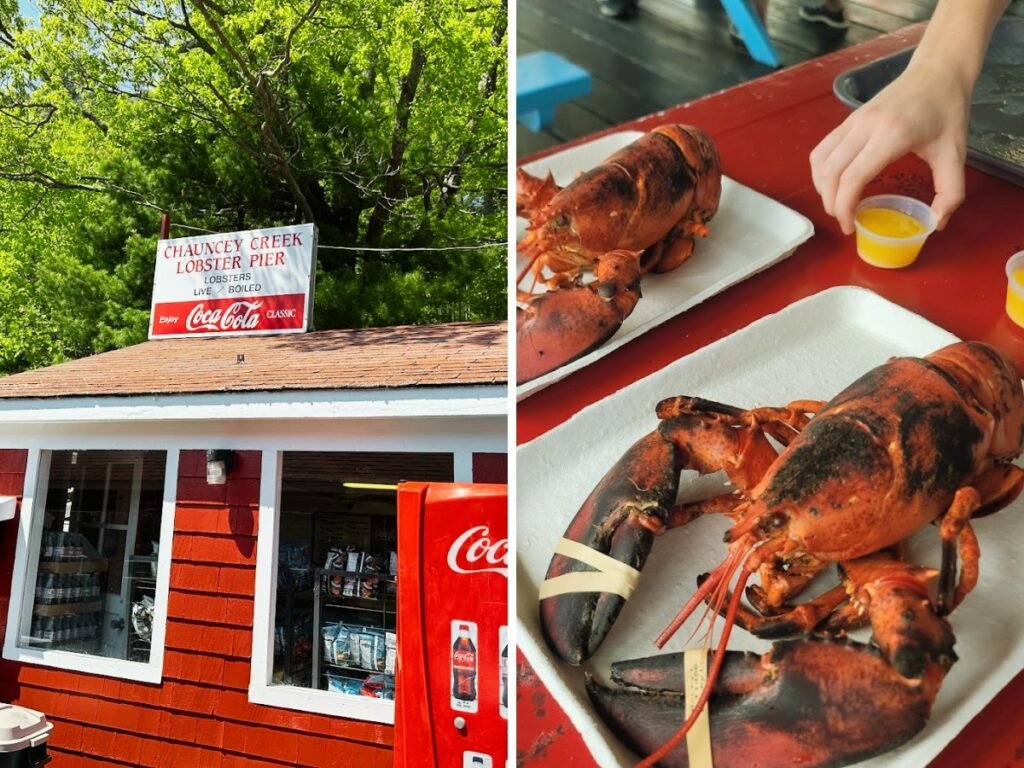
[798,3,849,28]
[599,0,638,19]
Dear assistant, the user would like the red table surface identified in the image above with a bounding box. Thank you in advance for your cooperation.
[516,22,1024,768]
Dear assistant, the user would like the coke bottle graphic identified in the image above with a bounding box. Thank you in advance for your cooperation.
[451,622,477,711]
[500,643,508,710]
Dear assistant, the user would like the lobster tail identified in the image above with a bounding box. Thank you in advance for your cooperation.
[652,124,722,229]
[924,341,1024,459]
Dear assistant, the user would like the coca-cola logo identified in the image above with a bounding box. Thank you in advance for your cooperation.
[453,650,476,667]
[447,525,508,577]
[186,300,264,332]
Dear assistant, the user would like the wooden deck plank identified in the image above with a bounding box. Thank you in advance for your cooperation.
[518,0,1024,158]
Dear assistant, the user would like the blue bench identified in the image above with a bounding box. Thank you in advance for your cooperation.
[517,52,592,132]
[721,0,780,68]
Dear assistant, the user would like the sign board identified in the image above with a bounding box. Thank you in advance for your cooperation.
[148,223,317,339]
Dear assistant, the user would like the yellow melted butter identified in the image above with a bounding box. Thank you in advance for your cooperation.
[855,207,928,268]
[855,208,926,239]
[1006,268,1024,327]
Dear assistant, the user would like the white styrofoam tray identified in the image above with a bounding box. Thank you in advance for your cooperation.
[517,286,1024,767]
[516,131,814,400]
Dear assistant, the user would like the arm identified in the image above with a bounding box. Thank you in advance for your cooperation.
[810,0,1010,234]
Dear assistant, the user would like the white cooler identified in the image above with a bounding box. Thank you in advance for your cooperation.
[0,704,52,767]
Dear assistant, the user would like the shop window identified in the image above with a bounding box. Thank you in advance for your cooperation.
[4,449,175,683]
[251,451,452,722]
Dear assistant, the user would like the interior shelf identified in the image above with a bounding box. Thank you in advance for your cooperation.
[38,559,108,574]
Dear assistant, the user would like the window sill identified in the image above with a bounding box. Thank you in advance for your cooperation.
[248,682,395,724]
[2,644,164,684]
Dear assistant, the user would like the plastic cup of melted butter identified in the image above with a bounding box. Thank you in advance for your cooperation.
[853,194,937,268]
[1004,251,1024,328]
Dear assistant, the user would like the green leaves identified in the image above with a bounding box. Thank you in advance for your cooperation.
[0,0,507,375]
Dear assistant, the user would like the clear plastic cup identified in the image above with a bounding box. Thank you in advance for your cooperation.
[1005,251,1024,327]
[853,194,937,269]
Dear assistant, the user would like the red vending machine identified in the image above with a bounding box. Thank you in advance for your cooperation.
[395,482,508,768]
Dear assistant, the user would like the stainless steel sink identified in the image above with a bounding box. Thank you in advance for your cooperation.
[832,17,1024,187]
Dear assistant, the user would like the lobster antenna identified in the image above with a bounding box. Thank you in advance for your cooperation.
[516,254,540,297]
[637,565,753,768]
[655,553,732,648]
[655,539,748,648]
[703,543,747,646]
[683,546,744,649]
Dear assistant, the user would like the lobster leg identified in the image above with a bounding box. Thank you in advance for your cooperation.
[935,463,1024,613]
[648,222,697,274]
[936,486,982,615]
[591,554,956,768]
[705,580,849,639]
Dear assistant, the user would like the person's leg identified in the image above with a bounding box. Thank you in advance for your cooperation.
[599,0,639,19]
[798,0,849,28]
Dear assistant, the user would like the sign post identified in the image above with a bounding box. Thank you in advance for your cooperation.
[148,223,317,339]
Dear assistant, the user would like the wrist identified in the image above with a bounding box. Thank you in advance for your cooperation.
[904,53,975,102]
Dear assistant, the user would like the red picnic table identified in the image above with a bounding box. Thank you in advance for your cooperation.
[517,22,1024,768]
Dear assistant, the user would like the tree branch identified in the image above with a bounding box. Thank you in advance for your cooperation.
[365,41,427,246]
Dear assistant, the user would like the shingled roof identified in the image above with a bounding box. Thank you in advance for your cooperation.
[0,322,507,400]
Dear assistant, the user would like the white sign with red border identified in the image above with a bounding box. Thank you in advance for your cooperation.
[149,222,316,338]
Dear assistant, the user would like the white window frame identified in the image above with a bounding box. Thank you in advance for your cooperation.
[249,446,477,723]
[3,448,179,684]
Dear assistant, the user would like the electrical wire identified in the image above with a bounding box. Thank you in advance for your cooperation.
[168,223,505,252]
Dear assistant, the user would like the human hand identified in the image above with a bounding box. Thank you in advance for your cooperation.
[809,58,972,234]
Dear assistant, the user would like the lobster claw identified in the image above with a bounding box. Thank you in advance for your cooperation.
[539,397,792,665]
[538,431,679,664]
[587,637,953,768]
[517,249,642,385]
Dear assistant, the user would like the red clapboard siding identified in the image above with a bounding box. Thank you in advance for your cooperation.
[0,448,396,767]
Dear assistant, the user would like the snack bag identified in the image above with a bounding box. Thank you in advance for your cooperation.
[348,628,364,669]
[321,622,340,664]
[332,624,352,665]
[385,632,397,676]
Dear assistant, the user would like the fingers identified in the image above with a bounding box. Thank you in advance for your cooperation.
[809,119,859,217]
[831,140,896,235]
[813,126,899,235]
[926,146,966,231]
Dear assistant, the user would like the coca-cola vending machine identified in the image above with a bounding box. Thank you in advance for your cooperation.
[395,482,508,768]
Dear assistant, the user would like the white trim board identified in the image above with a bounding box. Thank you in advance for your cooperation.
[0,385,507,423]
[0,415,506,453]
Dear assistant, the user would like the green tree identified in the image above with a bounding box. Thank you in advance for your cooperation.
[0,0,507,374]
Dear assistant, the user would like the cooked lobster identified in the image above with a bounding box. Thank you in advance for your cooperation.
[537,341,1024,767]
[516,125,722,385]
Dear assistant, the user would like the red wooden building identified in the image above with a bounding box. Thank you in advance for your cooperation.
[0,321,507,767]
